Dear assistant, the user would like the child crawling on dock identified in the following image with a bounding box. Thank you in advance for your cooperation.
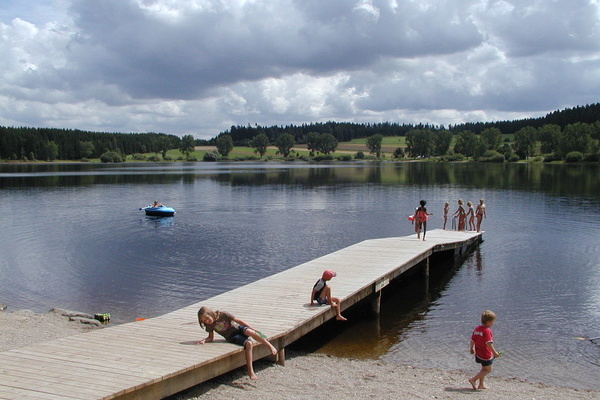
[196,306,277,380]
[311,270,347,321]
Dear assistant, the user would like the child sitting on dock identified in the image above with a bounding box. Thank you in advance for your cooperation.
[469,310,501,390]
[196,306,278,380]
[311,270,347,321]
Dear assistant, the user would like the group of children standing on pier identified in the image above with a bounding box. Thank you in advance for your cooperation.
[413,198,487,240]
[444,199,487,232]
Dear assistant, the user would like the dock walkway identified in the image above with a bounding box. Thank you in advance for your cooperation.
[0,229,482,400]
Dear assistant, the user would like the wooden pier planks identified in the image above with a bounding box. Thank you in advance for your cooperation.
[0,229,482,400]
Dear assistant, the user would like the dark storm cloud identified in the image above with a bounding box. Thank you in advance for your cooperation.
[64,0,483,99]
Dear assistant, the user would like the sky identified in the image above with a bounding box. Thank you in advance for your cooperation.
[0,0,599,139]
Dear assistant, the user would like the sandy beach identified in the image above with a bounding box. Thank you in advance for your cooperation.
[1,310,598,400]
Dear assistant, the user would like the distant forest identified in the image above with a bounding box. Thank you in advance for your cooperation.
[215,103,600,144]
[0,103,599,161]
[0,128,182,161]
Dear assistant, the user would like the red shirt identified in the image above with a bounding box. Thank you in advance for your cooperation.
[471,325,494,360]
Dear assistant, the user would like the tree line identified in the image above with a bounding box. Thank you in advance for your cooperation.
[213,104,600,162]
[0,127,182,161]
[1,103,598,162]
[401,123,600,162]
[214,103,600,145]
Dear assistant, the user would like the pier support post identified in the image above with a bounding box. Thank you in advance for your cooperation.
[371,291,381,315]
[422,257,430,278]
[276,348,285,366]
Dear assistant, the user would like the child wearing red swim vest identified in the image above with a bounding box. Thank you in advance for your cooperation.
[415,200,432,240]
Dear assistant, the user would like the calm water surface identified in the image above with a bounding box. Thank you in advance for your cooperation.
[0,162,598,389]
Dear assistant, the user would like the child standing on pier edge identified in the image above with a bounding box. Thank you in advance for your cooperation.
[443,202,449,230]
[415,200,432,240]
[311,270,347,321]
[469,310,501,390]
[196,306,277,380]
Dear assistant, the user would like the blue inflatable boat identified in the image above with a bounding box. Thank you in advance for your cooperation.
[141,205,175,217]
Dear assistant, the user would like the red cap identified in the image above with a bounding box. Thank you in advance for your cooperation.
[322,270,337,280]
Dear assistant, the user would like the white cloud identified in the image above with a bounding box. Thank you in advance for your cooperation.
[0,0,598,138]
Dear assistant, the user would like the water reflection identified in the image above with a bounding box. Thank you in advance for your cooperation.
[2,163,599,197]
[0,163,600,195]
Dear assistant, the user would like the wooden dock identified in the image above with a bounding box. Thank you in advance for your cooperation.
[0,229,482,400]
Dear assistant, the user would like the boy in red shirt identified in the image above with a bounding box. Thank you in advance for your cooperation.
[469,310,501,390]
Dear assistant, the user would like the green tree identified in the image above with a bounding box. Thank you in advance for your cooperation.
[473,136,488,159]
[251,133,270,158]
[216,135,234,157]
[453,130,477,157]
[366,134,383,157]
[79,141,95,159]
[591,121,600,154]
[318,133,338,154]
[433,130,453,156]
[100,151,123,163]
[305,132,338,155]
[180,134,196,159]
[538,124,561,154]
[406,129,434,157]
[305,132,321,155]
[558,123,593,156]
[275,133,295,157]
[513,127,538,159]
[45,141,59,161]
[480,128,502,150]
[158,137,171,158]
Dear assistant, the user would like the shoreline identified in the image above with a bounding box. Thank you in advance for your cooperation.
[2,310,598,400]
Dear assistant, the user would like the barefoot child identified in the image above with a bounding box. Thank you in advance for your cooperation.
[415,200,432,240]
[469,310,501,390]
[311,270,347,321]
[454,199,466,231]
[443,202,449,230]
[466,201,475,231]
[196,306,278,380]
[476,199,486,232]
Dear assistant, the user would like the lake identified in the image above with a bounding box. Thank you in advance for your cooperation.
[0,161,598,390]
